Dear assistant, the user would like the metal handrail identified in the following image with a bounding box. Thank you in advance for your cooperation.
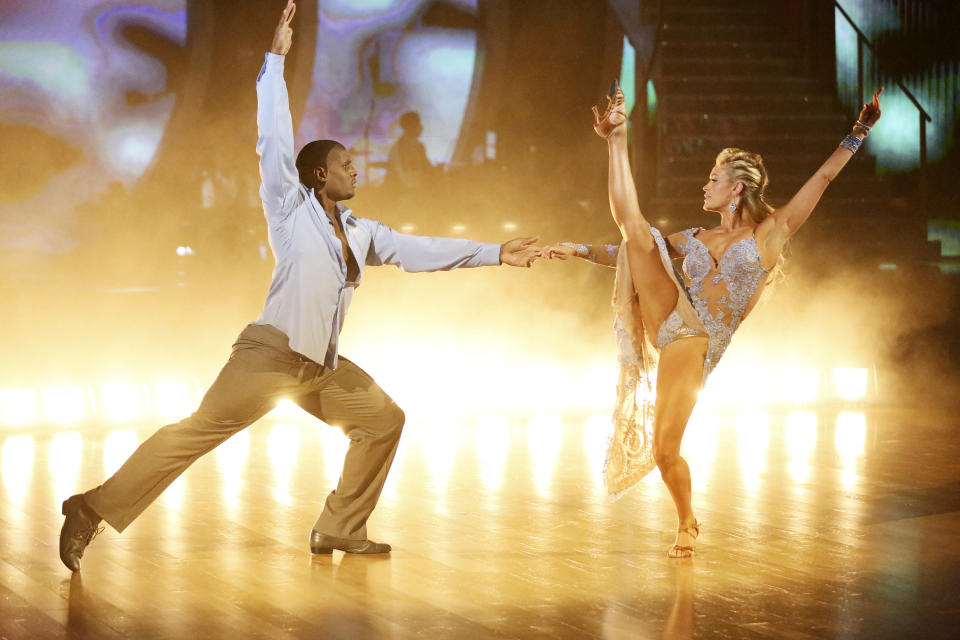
[833,1,931,208]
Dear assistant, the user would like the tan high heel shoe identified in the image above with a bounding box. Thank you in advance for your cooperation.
[667,521,700,558]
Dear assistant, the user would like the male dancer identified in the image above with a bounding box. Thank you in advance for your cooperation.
[59,0,541,571]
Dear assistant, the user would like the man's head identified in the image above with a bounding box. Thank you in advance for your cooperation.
[296,139,358,201]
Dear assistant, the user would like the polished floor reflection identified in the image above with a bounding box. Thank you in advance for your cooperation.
[1,404,959,639]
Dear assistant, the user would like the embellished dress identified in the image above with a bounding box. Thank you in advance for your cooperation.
[604,227,769,497]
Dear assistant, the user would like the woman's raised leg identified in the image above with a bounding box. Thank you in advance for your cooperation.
[595,89,681,330]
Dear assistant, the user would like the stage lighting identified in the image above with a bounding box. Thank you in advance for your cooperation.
[103,429,138,476]
[527,413,563,497]
[784,411,817,483]
[736,410,770,490]
[835,412,867,486]
[1,434,34,506]
[0,388,37,426]
[151,381,193,421]
[99,383,144,422]
[782,367,820,404]
[41,386,86,424]
[272,398,304,419]
[832,368,868,400]
[49,432,83,499]
[475,415,511,493]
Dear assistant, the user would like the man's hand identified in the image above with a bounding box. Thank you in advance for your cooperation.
[500,236,541,268]
[271,0,296,56]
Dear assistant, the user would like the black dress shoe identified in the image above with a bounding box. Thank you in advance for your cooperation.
[309,531,391,555]
[59,495,103,572]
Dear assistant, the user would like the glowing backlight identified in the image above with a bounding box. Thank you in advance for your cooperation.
[737,410,770,489]
[835,412,867,487]
[103,429,138,476]
[784,411,817,483]
[783,368,820,404]
[527,414,563,497]
[1,435,35,505]
[41,386,87,424]
[0,388,37,426]
[475,415,511,493]
[100,383,144,422]
[832,368,868,400]
[151,381,193,420]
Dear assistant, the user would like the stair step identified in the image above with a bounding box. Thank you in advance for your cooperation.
[659,93,836,113]
[662,113,848,136]
[660,40,784,57]
[662,56,799,75]
[656,7,776,26]
[660,24,777,41]
[660,76,820,95]
[661,133,846,156]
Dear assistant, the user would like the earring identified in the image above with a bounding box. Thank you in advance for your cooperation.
[729,200,737,213]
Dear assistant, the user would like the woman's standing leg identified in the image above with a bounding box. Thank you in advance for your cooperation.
[652,337,708,556]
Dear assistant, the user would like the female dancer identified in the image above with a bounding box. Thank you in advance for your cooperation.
[545,86,883,557]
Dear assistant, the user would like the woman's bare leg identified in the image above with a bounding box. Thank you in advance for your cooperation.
[652,337,708,552]
[595,90,681,328]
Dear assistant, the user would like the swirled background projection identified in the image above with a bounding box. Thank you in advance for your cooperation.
[0,0,481,256]
[301,0,478,183]
[0,1,187,254]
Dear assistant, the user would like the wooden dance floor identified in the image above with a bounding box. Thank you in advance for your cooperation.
[1,403,958,639]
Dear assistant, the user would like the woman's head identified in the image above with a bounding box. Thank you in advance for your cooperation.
[703,148,775,224]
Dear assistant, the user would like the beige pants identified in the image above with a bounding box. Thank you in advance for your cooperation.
[84,323,404,540]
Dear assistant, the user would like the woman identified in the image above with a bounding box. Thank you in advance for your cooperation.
[545,85,883,557]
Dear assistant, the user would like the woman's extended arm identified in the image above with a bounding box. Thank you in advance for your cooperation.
[757,89,883,259]
[542,242,619,267]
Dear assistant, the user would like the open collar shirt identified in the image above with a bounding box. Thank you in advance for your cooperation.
[254,53,501,368]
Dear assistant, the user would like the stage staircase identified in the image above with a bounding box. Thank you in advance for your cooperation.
[643,0,938,268]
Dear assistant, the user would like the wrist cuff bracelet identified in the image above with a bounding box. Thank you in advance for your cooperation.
[840,134,863,153]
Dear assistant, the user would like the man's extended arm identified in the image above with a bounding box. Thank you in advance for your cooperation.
[366,223,541,271]
[256,0,300,223]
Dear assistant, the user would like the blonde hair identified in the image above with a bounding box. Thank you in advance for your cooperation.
[715,147,784,284]
[715,147,775,224]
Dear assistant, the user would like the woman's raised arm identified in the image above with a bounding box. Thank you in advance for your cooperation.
[758,88,883,257]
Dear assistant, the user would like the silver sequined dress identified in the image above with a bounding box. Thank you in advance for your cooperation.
[604,226,768,498]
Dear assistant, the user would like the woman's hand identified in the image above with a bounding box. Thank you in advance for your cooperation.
[858,87,883,128]
[592,87,627,140]
[541,243,577,260]
[271,0,296,56]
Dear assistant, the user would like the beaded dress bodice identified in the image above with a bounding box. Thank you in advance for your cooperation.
[604,227,769,499]
[674,227,768,376]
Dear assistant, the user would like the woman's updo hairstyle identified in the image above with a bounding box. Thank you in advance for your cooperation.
[715,148,775,224]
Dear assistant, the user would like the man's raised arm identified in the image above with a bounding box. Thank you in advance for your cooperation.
[256,0,299,222]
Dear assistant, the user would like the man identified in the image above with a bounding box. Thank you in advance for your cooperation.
[59,0,540,571]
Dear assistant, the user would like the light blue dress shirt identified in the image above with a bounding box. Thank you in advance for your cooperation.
[252,53,501,369]
[254,53,500,369]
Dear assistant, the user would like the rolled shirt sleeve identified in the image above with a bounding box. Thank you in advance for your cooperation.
[366,221,501,272]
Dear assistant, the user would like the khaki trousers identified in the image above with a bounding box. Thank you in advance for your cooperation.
[84,323,404,540]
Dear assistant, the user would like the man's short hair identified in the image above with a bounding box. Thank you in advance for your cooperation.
[296,139,345,184]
